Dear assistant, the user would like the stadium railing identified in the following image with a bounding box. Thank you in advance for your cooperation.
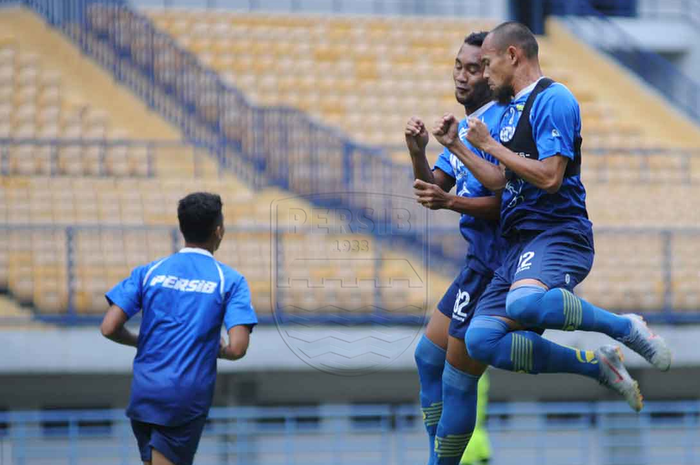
[0,138,217,177]
[550,0,700,123]
[0,401,698,465]
[0,223,441,326]
[1,224,697,325]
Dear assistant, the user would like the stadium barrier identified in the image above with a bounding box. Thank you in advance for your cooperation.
[0,138,217,178]
[0,223,443,326]
[0,224,698,324]
[0,401,698,465]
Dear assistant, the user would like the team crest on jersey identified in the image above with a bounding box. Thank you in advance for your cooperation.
[499,106,518,143]
[500,125,515,143]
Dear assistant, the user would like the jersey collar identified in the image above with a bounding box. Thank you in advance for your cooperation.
[514,76,546,101]
[467,100,496,120]
[179,247,214,258]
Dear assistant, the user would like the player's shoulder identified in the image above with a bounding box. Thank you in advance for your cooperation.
[482,101,508,124]
[216,261,246,284]
[139,255,172,274]
[536,81,580,109]
[483,101,508,116]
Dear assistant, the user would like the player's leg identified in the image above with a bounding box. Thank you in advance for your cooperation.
[433,266,489,465]
[131,420,154,465]
[415,296,451,465]
[151,449,175,465]
[149,415,207,465]
[466,270,643,411]
[434,335,486,465]
[503,229,671,371]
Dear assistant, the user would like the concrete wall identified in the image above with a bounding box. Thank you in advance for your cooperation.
[2,324,699,411]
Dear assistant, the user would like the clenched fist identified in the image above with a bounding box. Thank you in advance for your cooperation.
[431,113,460,148]
[405,116,429,156]
[466,118,494,151]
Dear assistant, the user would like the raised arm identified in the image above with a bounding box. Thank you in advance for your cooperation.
[405,116,435,185]
[100,305,138,347]
[432,114,507,191]
[466,118,567,194]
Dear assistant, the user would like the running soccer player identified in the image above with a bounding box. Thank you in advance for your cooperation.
[432,22,672,412]
[407,31,506,465]
[100,192,257,465]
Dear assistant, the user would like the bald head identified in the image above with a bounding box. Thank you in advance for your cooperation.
[487,21,539,60]
[479,21,543,104]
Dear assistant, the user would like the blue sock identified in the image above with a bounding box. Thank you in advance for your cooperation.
[414,335,446,465]
[466,316,600,379]
[506,285,632,340]
[434,362,479,465]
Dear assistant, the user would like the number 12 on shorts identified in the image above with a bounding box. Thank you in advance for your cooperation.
[516,251,535,274]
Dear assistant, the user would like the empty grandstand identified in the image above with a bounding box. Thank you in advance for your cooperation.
[0,0,699,464]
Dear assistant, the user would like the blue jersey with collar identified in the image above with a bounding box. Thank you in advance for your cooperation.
[433,101,508,273]
[106,248,258,427]
[497,80,592,237]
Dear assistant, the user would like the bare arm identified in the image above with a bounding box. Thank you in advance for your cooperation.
[466,118,568,194]
[219,325,251,361]
[100,305,138,347]
[432,114,507,191]
[447,193,501,221]
[414,179,500,221]
[406,116,458,191]
[445,140,507,191]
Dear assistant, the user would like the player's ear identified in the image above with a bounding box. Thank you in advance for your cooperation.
[507,45,518,64]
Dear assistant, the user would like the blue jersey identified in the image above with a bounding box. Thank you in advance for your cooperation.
[497,79,592,236]
[433,101,507,273]
[106,248,258,427]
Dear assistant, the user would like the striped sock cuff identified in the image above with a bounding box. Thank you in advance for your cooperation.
[511,333,534,373]
[435,432,473,458]
[561,289,583,331]
[422,401,443,427]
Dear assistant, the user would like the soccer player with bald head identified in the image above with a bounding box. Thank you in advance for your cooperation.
[433,22,672,413]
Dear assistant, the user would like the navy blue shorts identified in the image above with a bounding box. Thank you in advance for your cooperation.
[437,263,494,339]
[131,415,207,465]
[475,227,594,320]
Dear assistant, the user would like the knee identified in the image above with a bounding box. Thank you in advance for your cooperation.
[465,327,491,364]
[414,334,446,367]
[505,285,546,325]
[465,317,508,365]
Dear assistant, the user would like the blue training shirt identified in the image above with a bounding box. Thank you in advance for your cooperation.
[106,248,258,427]
[433,101,507,274]
[497,78,592,237]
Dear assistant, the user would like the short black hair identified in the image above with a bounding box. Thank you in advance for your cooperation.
[464,31,488,48]
[177,192,223,244]
[489,21,539,59]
